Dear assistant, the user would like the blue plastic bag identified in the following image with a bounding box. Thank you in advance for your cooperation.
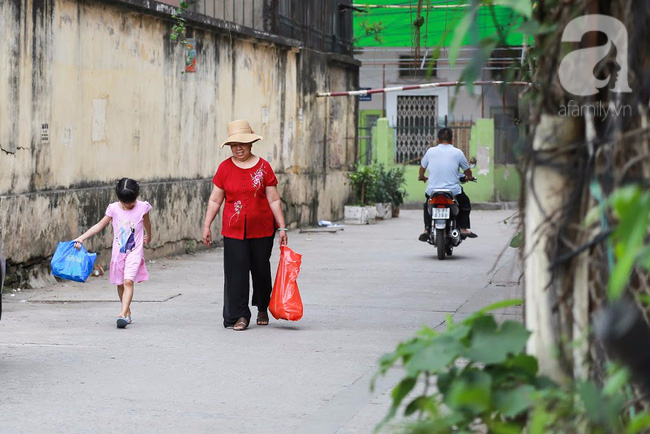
[50,241,97,283]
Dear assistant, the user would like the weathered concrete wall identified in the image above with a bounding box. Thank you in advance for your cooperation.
[0,0,358,286]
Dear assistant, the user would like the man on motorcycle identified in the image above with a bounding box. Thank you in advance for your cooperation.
[418,127,477,242]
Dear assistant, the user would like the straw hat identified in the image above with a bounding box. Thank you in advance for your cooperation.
[220,120,263,148]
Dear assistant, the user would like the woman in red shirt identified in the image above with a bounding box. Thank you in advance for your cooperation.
[202,120,288,331]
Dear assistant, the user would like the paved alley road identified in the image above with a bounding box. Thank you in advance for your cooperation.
[0,210,522,433]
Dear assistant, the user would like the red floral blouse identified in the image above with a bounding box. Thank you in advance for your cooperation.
[213,157,278,240]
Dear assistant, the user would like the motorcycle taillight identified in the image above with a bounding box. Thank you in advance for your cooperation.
[429,195,453,206]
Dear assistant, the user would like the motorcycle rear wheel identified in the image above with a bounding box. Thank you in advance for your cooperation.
[436,229,446,260]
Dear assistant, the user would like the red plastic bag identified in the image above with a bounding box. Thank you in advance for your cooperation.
[269,245,303,321]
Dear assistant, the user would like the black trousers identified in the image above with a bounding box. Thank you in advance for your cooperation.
[423,189,471,231]
[222,234,274,328]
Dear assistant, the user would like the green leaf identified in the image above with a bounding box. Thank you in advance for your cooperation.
[577,381,624,428]
[584,204,602,226]
[445,369,492,415]
[468,313,497,333]
[504,353,539,377]
[612,191,649,250]
[443,323,471,343]
[627,413,650,434]
[404,395,435,417]
[638,294,650,307]
[448,4,478,67]
[475,299,524,316]
[608,191,650,299]
[415,325,437,339]
[457,37,496,96]
[395,338,428,364]
[608,251,636,299]
[528,405,551,434]
[391,377,417,408]
[466,320,530,365]
[509,230,523,248]
[516,19,556,35]
[500,0,533,19]
[603,366,629,396]
[445,313,454,328]
[493,385,536,417]
[487,420,526,434]
[405,335,463,376]
[435,370,455,396]
[610,185,641,217]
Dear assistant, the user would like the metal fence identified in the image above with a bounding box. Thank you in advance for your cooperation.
[186,0,354,55]
[449,121,473,159]
[358,114,380,165]
[356,117,474,166]
[192,0,261,29]
[276,0,353,55]
[395,122,474,165]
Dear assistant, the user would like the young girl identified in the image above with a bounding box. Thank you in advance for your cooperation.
[74,178,152,328]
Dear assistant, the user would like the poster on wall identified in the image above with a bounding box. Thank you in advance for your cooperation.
[185,39,197,73]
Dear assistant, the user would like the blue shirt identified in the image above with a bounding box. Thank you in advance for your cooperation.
[421,144,469,196]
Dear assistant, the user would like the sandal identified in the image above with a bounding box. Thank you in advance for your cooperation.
[461,230,478,239]
[116,317,129,329]
[257,311,269,326]
[233,317,248,331]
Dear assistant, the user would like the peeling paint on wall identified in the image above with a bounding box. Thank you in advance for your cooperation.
[0,0,358,276]
[477,145,491,176]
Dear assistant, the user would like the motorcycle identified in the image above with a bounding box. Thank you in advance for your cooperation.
[425,175,476,260]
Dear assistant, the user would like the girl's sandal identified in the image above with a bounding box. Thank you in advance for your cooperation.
[257,311,269,326]
[233,317,248,331]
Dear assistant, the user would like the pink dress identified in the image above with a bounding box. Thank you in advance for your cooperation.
[105,200,152,285]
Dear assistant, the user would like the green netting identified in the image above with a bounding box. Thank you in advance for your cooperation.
[354,1,527,47]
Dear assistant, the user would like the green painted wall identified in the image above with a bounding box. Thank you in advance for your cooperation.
[363,117,520,204]
[403,165,425,205]
[373,118,393,166]
[494,165,521,201]
[466,119,495,202]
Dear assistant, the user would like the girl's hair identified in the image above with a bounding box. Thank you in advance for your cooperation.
[116,178,140,203]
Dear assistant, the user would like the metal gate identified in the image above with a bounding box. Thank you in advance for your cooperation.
[494,113,519,164]
[357,114,380,165]
[449,121,473,158]
[395,95,438,164]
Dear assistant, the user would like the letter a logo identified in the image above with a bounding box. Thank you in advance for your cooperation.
[558,15,632,96]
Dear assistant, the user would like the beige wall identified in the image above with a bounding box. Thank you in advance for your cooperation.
[0,0,358,285]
